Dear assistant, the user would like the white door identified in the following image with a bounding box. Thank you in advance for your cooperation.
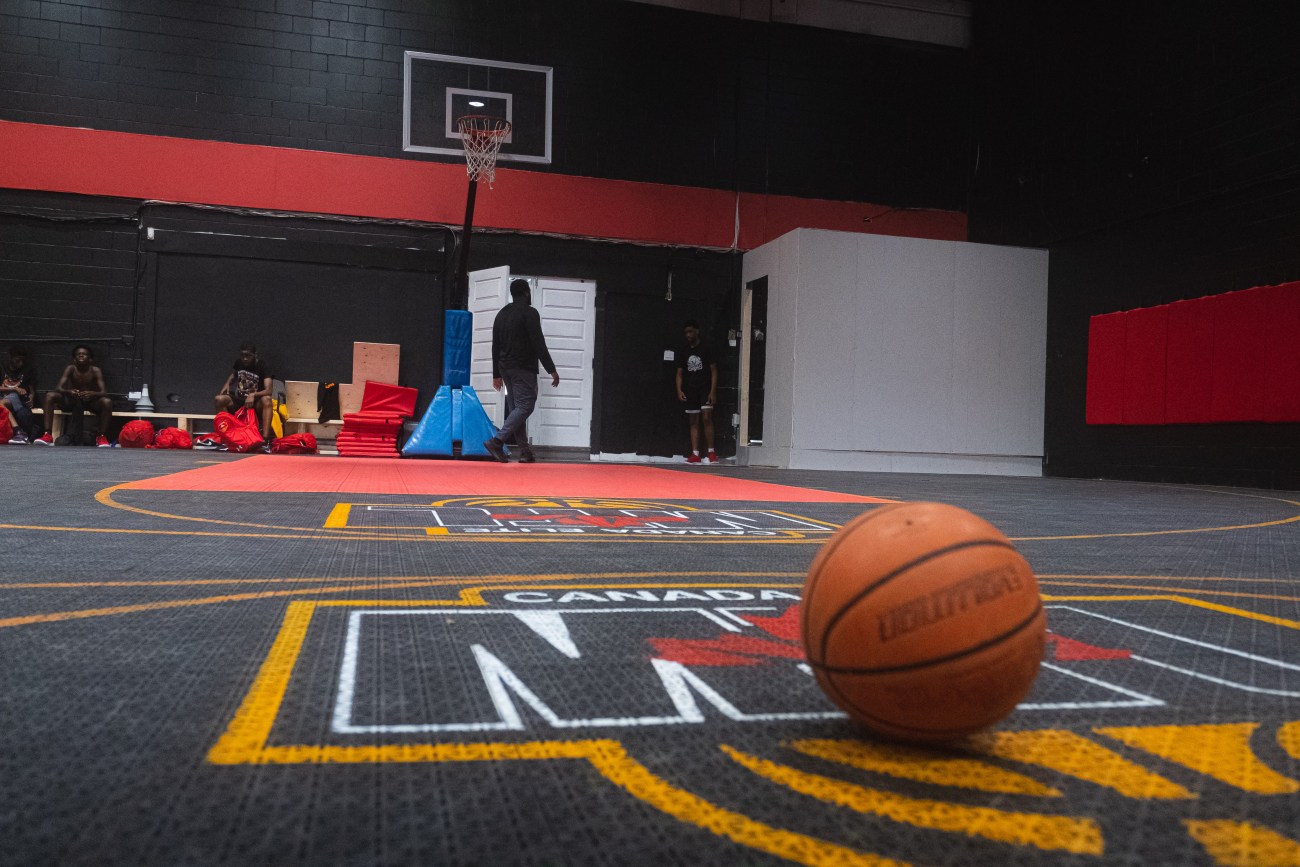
[468,265,511,425]
[532,277,595,448]
[467,269,595,449]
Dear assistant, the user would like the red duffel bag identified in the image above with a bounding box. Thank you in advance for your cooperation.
[147,427,193,449]
[271,432,318,454]
[118,419,155,448]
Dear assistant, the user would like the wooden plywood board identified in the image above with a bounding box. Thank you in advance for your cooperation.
[339,382,363,416]
[353,342,400,386]
[285,380,318,419]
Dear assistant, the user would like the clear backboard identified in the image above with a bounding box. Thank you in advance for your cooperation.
[403,51,552,164]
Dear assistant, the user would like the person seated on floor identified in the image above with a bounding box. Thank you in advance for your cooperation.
[38,345,112,447]
[214,341,274,442]
[1,346,42,444]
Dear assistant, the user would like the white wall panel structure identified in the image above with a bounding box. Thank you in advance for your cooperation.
[741,229,1047,475]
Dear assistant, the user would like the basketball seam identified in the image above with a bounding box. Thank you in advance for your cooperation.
[815,601,1043,676]
[816,538,1018,664]
[801,502,907,656]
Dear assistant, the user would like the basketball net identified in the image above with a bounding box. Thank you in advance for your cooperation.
[457,115,511,187]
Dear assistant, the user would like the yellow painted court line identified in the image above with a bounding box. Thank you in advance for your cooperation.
[206,600,899,866]
[0,571,803,590]
[318,582,803,608]
[0,575,804,628]
[8,582,1295,631]
[207,600,316,761]
[1098,724,1300,795]
[1006,508,1300,541]
[0,579,468,629]
[95,484,372,535]
[723,746,1102,855]
[1009,491,1300,541]
[1044,594,1300,630]
[587,746,905,867]
[323,503,351,528]
[1,577,473,589]
[1044,587,1300,616]
[0,522,412,542]
[975,729,1194,800]
[790,738,1061,797]
[1040,574,1300,585]
[1184,819,1300,867]
[0,573,1287,592]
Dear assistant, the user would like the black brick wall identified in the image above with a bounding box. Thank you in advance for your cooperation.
[0,192,140,403]
[0,0,971,205]
[970,2,1300,488]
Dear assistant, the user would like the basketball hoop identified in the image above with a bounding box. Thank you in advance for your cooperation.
[457,115,511,186]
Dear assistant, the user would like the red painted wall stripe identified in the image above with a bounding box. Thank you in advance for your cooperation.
[1087,281,1300,424]
[0,120,965,250]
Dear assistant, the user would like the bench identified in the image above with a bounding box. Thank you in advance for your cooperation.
[22,408,341,440]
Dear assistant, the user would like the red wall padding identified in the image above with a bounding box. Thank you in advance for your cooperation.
[1088,280,1300,424]
[1164,297,1215,424]
[1208,288,1268,422]
[1122,304,1167,424]
[1262,282,1300,421]
[1085,313,1125,424]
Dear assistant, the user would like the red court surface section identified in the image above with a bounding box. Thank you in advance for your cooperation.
[119,457,887,503]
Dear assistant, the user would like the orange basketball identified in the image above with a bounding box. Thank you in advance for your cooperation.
[801,501,1046,743]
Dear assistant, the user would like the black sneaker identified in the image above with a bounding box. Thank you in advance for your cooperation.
[518,449,536,463]
[483,437,509,463]
[193,437,221,450]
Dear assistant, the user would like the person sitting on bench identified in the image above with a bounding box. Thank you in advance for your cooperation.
[37,345,112,446]
[1,346,41,444]
[214,341,274,442]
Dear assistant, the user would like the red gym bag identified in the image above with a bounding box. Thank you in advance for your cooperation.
[147,427,193,450]
[213,408,264,453]
[118,419,155,448]
[271,432,318,454]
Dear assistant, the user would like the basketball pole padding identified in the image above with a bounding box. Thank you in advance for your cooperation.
[403,309,498,457]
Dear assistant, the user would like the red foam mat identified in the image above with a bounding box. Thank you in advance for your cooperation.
[359,381,418,416]
[121,457,888,502]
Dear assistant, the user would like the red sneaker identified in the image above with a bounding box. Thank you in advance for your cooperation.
[706,450,718,463]
[96,435,112,448]
[34,432,54,446]
[686,453,702,464]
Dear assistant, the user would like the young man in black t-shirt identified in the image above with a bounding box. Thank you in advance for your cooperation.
[675,320,718,463]
[214,342,273,442]
[1,346,40,443]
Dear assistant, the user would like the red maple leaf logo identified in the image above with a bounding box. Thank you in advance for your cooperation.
[1046,633,1132,660]
[649,606,805,666]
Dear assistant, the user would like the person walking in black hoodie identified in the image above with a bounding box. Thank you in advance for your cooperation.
[483,279,559,463]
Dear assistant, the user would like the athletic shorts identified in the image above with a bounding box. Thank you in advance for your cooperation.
[682,383,712,414]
